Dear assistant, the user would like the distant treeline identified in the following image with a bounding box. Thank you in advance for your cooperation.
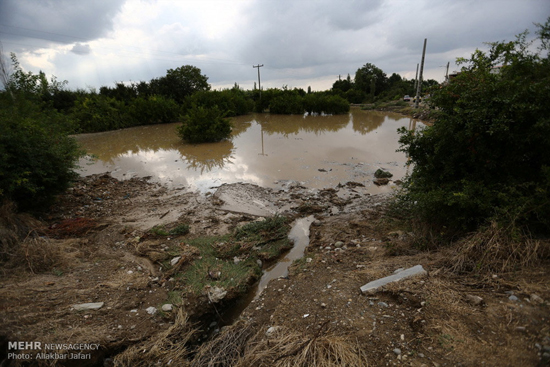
[1,54,439,134]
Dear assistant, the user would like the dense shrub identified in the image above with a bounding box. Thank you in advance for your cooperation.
[186,88,253,117]
[177,104,232,143]
[397,22,550,234]
[269,92,304,114]
[0,96,82,211]
[303,94,350,115]
[71,94,132,132]
[128,96,180,125]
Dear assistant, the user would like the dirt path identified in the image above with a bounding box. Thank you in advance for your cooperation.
[1,174,549,367]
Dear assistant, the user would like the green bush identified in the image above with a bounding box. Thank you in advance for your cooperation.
[128,95,180,125]
[397,21,550,234]
[0,96,83,211]
[185,88,253,117]
[176,104,232,143]
[71,94,132,133]
[269,92,304,114]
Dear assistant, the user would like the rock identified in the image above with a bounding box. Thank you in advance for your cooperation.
[466,295,484,306]
[509,295,519,302]
[207,286,227,303]
[72,302,104,311]
[170,256,181,266]
[161,304,173,312]
[393,348,401,355]
[334,241,344,248]
[313,220,322,226]
[146,306,157,315]
[378,302,389,308]
[530,294,544,304]
[321,303,327,308]
[208,270,221,280]
[266,326,281,337]
[360,265,427,294]
[374,169,393,178]
[373,178,390,186]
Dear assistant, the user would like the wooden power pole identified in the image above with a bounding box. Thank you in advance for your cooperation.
[253,64,264,98]
[415,39,427,109]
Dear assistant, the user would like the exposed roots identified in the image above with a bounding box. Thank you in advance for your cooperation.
[113,310,196,367]
[450,221,549,273]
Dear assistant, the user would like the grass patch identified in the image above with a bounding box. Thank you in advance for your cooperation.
[150,223,190,237]
[172,216,292,297]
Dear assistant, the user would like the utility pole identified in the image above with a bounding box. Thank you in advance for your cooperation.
[415,39,427,109]
[253,64,264,99]
[413,63,419,92]
[445,61,450,83]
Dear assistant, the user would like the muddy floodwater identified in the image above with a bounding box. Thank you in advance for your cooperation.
[76,108,421,193]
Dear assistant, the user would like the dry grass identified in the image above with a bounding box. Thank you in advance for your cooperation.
[191,319,255,367]
[113,310,196,367]
[234,325,369,367]
[0,201,63,274]
[450,221,549,273]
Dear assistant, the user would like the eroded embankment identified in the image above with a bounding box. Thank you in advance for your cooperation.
[0,174,393,366]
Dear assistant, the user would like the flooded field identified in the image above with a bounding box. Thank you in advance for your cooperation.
[76,108,421,193]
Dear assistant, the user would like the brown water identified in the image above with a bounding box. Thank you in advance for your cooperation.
[76,108,421,193]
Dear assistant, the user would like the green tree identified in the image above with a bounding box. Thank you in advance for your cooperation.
[150,65,210,103]
[177,104,232,143]
[354,63,387,98]
[397,19,550,234]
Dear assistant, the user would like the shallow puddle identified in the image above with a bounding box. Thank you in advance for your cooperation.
[76,108,422,193]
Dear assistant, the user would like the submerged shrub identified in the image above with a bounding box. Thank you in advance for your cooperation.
[177,104,232,143]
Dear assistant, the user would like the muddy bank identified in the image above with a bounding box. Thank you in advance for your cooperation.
[1,174,549,367]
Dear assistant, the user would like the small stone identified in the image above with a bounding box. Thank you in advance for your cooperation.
[306,257,313,263]
[418,353,425,358]
[466,295,484,306]
[170,256,181,266]
[393,348,401,355]
[378,302,389,308]
[146,306,157,315]
[334,241,344,248]
[515,326,526,332]
[313,220,322,226]
[72,302,104,311]
[303,314,310,318]
[509,295,519,302]
[233,256,241,264]
[161,304,173,312]
[321,303,327,308]
[207,286,227,303]
[530,294,544,304]
[266,326,280,337]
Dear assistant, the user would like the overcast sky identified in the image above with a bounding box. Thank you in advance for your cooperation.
[1,0,548,91]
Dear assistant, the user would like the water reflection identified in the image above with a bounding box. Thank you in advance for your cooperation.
[179,140,235,174]
[76,108,423,193]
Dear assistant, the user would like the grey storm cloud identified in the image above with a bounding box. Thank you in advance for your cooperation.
[1,0,549,90]
[70,43,91,55]
[0,0,126,49]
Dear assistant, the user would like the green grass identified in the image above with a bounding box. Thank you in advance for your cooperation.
[171,215,291,297]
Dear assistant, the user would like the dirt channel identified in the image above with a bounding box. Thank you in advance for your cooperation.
[1,174,549,367]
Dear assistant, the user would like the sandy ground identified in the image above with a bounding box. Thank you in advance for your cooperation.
[1,174,549,367]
